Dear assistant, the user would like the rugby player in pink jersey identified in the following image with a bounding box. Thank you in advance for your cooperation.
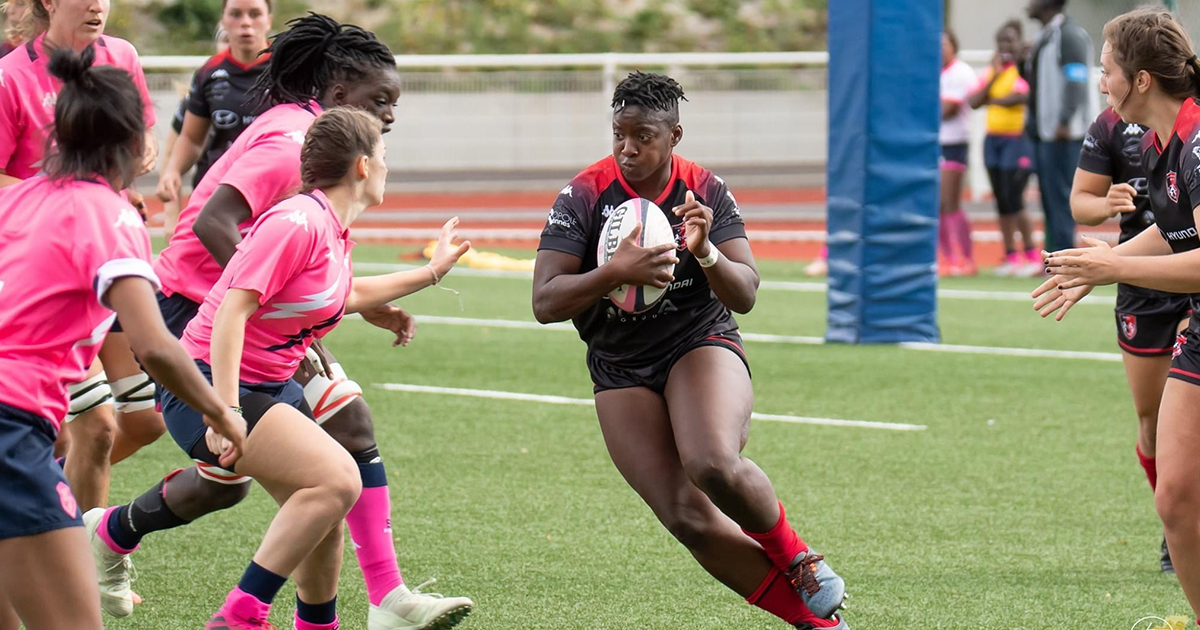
[0,0,165,515]
[172,107,467,630]
[91,14,475,628]
[0,48,243,630]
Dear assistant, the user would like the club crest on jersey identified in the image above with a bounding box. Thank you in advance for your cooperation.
[1121,314,1137,340]
[56,482,77,518]
[1168,171,1180,203]
[1174,333,1188,359]
[673,221,687,251]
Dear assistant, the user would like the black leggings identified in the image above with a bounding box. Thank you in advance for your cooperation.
[987,167,1031,216]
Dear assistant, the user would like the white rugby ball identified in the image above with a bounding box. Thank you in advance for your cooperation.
[596,197,677,313]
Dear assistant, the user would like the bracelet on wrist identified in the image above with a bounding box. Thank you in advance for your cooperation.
[426,264,441,285]
[696,243,720,268]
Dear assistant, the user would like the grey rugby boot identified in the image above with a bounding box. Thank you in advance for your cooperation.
[787,549,846,619]
[795,613,849,629]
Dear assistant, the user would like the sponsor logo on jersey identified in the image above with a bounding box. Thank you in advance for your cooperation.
[1163,226,1198,241]
[1174,332,1188,359]
[1082,134,1097,150]
[1168,170,1180,203]
[546,208,574,230]
[601,204,615,218]
[1121,314,1137,340]
[211,68,230,80]
[666,277,693,291]
[212,109,240,129]
[114,208,142,229]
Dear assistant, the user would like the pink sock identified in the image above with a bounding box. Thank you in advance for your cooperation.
[1024,248,1040,263]
[938,214,954,261]
[949,209,974,260]
[818,245,828,261]
[219,588,271,625]
[294,613,339,630]
[97,506,137,554]
[346,486,404,606]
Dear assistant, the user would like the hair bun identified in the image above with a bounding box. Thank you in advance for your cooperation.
[47,45,97,86]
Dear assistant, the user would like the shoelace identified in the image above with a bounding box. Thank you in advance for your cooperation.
[103,554,136,587]
[411,578,447,599]
[787,552,825,597]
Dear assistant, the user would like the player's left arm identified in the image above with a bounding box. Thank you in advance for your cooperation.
[673,188,759,314]
[194,185,253,267]
[347,217,470,314]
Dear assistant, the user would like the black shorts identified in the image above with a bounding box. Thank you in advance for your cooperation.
[589,330,750,394]
[983,134,1032,170]
[162,360,312,478]
[0,403,82,540]
[1115,287,1192,356]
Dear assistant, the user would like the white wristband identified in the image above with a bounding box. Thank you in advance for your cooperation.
[696,244,720,268]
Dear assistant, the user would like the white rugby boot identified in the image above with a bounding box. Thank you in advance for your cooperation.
[83,507,136,617]
[368,578,473,630]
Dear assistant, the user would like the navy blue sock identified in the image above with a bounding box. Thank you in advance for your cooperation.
[107,505,140,550]
[351,446,388,488]
[237,561,287,605]
[296,596,337,625]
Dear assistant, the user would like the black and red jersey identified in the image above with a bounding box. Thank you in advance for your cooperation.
[538,154,746,368]
[1079,107,1153,243]
[1142,98,1200,256]
[184,50,269,186]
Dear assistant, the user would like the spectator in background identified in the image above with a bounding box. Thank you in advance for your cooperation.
[940,29,978,276]
[970,19,1039,276]
[0,0,28,57]
[1022,0,1094,252]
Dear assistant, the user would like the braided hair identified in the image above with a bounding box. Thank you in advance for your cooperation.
[611,71,687,125]
[250,12,395,109]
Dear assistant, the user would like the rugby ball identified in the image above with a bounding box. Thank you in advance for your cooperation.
[596,197,677,313]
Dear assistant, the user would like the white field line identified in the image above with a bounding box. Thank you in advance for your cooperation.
[343,314,1123,363]
[350,262,1117,306]
[372,382,928,432]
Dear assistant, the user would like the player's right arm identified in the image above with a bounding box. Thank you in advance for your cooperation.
[157,111,211,203]
[108,276,245,465]
[193,184,252,267]
[533,224,678,324]
[1072,116,1130,226]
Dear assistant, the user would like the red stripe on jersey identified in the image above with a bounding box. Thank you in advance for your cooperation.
[1165,98,1200,150]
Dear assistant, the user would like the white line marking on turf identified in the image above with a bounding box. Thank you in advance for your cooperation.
[344,314,1123,362]
[351,262,1117,305]
[372,382,928,431]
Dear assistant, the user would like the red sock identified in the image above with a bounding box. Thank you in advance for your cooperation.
[747,567,838,627]
[743,502,808,571]
[1137,444,1157,490]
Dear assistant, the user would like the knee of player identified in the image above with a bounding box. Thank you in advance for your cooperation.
[121,411,167,446]
[664,507,714,550]
[208,481,253,511]
[1155,478,1199,529]
[682,453,743,496]
[320,397,376,452]
[321,452,363,515]
[76,407,118,451]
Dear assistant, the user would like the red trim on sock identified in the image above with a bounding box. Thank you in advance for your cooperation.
[746,568,838,627]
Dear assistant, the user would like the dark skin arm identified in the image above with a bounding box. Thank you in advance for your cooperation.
[673,190,760,314]
[532,224,678,324]
[193,184,252,267]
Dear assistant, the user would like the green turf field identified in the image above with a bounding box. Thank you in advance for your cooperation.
[104,243,1184,630]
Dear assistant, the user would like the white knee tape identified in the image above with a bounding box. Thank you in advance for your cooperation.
[303,362,363,425]
[111,373,156,413]
[65,372,112,423]
[194,460,251,485]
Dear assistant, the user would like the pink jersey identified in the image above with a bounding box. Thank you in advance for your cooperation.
[0,35,156,180]
[154,102,323,305]
[181,189,353,384]
[0,176,157,429]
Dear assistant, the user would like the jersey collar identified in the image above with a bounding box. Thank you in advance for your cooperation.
[613,153,679,208]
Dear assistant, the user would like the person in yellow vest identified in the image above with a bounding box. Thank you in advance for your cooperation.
[970,20,1040,276]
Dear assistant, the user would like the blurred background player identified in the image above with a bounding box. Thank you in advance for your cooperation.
[157,0,271,236]
[1070,102,1190,573]
[1037,7,1200,620]
[0,0,164,514]
[1021,0,1093,253]
[91,14,474,628]
[969,19,1039,277]
[157,24,229,237]
[0,0,28,57]
[533,71,847,630]
[0,46,244,630]
[939,30,977,276]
